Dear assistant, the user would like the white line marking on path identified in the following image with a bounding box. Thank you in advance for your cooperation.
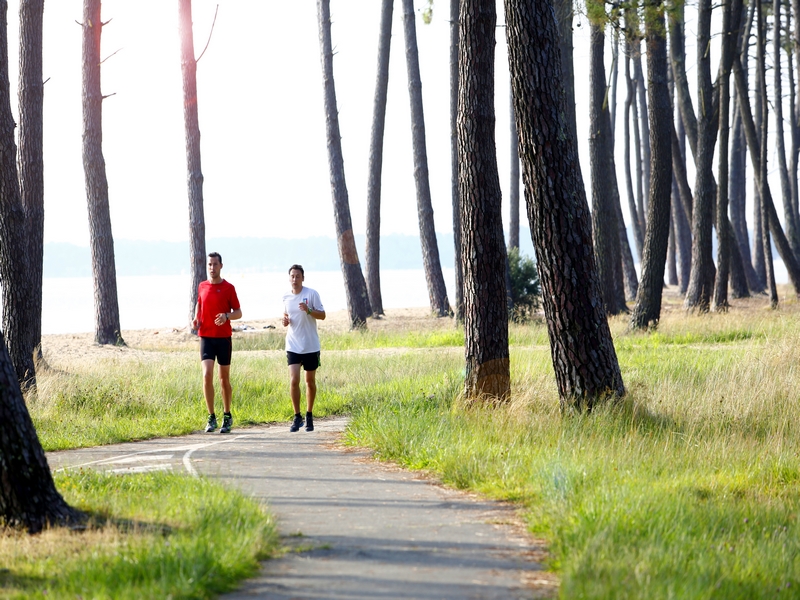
[110,464,174,475]
[55,435,257,478]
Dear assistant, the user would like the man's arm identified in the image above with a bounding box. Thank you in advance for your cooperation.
[308,308,326,321]
[191,302,201,330]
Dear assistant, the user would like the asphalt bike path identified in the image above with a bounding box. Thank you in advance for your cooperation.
[48,417,556,599]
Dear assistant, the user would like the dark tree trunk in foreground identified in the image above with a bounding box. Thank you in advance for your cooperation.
[631,0,672,329]
[554,0,577,146]
[450,0,463,322]
[317,0,371,327]
[458,0,509,400]
[401,0,450,317]
[0,0,34,385]
[505,0,624,409]
[508,90,520,251]
[589,22,627,315]
[0,331,83,532]
[684,0,716,312]
[17,0,44,381]
[178,0,207,329]
[713,0,734,311]
[82,0,124,346]
[365,0,393,316]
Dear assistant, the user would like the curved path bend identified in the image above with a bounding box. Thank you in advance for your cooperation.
[47,417,557,599]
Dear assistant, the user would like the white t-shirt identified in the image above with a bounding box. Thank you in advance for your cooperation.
[283,286,325,354]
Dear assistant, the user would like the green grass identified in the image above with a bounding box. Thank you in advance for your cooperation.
[28,303,800,597]
[0,470,278,599]
[343,308,800,598]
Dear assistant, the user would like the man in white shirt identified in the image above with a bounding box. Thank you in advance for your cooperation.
[282,264,326,432]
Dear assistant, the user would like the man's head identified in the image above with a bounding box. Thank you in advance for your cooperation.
[207,252,223,281]
[289,264,304,293]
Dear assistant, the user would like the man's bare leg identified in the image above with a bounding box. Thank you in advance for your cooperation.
[202,359,216,413]
[305,369,317,413]
[219,364,232,413]
[289,363,302,414]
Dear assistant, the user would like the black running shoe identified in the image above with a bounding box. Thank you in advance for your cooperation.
[205,414,217,433]
[305,412,314,432]
[220,413,233,434]
[289,414,304,432]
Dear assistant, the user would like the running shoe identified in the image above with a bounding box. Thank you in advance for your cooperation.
[289,414,304,432]
[205,414,217,433]
[305,412,314,432]
[220,413,233,434]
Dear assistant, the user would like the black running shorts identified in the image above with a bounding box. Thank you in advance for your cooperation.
[200,336,232,366]
[286,351,321,371]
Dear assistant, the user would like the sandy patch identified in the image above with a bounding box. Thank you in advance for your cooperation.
[41,307,458,368]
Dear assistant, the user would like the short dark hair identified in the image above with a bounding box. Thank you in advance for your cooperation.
[288,264,304,275]
[208,252,223,265]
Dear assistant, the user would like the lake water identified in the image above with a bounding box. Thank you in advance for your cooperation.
[42,268,456,334]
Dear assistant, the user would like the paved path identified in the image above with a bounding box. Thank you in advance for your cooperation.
[48,417,556,599]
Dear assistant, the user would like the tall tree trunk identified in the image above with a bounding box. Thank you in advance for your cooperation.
[178,0,206,331]
[505,0,624,409]
[633,38,652,219]
[82,0,124,346]
[714,0,734,311]
[792,0,800,231]
[623,18,644,261]
[684,0,716,311]
[508,90,520,251]
[668,2,698,159]
[0,330,83,533]
[365,0,393,317]
[733,51,800,295]
[616,192,639,301]
[317,0,371,327]
[589,22,627,315]
[667,213,677,285]
[458,0,509,400]
[610,29,619,143]
[17,0,44,383]
[756,0,778,306]
[730,97,763,292]
[671,173,692,293]
[771,0,800,258]
[630,0,671,329]
[401,0,450,317]
[554,0,577,146]
[450,0,463,322]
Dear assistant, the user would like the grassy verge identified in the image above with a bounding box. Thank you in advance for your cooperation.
[343,307,800,598]
[0,470,278,599]
[29,298,800,597]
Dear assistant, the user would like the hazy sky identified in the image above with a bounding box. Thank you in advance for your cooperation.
[8,0,601,248]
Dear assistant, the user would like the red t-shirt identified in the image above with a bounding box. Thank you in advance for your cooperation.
[197,279,240,338]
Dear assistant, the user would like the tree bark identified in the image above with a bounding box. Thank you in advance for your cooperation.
[504,0,624,409]
[178,0,207,330]
[0,330,83,532]
[713,0,734,311]
[365,0,393,317]
[554,0,577,147]
[317,0,371,327]
[684,0,716,312]
[771,0,800,259]
[401,0,450,317]
[450,0,463,323]
[0,0,34,385]
[589,22,627,315]
[82,0,124,346]
[733,51,800,295]
[756,0,778,306]
[730,97,763,293]
[630,0,671,329]
[17,0,44,383]
[508,90,520,251]
[623,18,644,261]
[458,0,509,400]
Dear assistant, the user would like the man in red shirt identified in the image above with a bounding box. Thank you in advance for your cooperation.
[191,252,242,433]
